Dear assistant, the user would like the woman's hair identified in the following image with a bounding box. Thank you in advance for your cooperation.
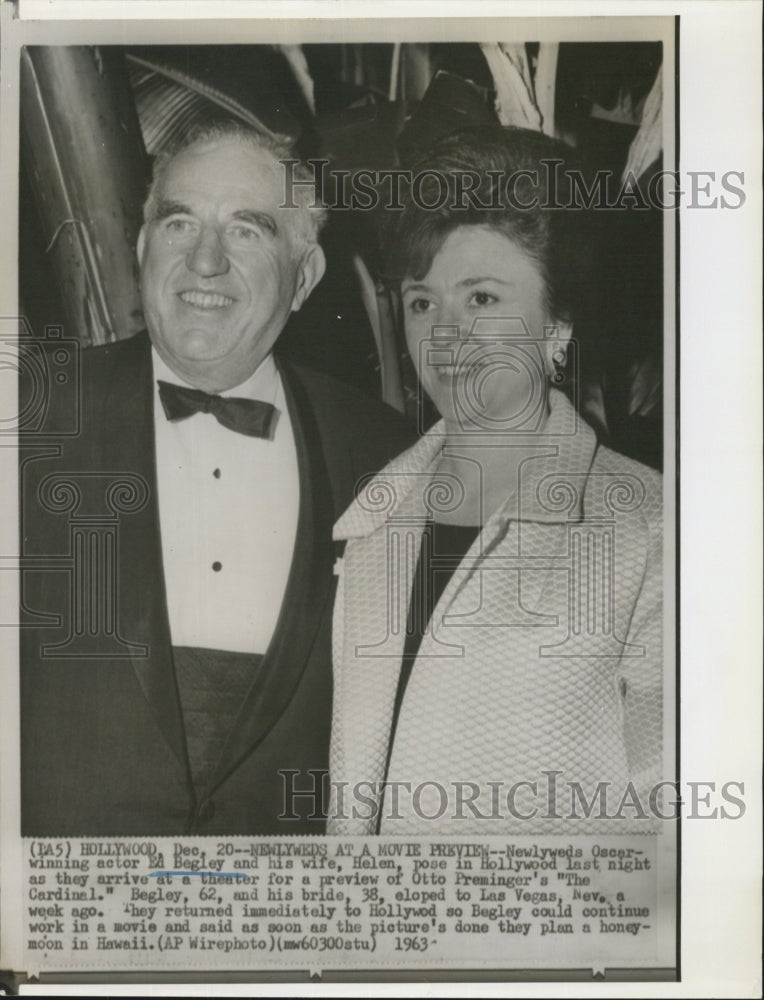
[381,125,593,325]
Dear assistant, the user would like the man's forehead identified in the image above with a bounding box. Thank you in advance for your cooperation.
[159,138,284,203]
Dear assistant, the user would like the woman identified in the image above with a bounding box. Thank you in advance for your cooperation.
[328,127,663,835]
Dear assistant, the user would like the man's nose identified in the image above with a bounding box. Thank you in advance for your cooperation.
[186,227,230,277]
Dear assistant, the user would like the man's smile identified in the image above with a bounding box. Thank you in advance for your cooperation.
[178,290,236,309]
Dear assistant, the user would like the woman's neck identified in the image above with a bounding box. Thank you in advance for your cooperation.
[433,409,553,526]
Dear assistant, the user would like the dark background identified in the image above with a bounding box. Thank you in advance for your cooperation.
[19,41,665,468]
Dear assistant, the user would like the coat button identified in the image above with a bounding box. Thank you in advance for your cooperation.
[197,800,215,823]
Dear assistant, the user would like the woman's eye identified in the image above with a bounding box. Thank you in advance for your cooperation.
[408,297,434,314]
[469,290,498,307]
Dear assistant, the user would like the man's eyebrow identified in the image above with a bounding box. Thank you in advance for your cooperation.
[151,203,278,237]
[153,200,192,221]
[232,210,278,236]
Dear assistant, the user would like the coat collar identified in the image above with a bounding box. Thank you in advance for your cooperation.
[334,389,598,540]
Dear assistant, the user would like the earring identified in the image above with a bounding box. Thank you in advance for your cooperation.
[550,348,567,384]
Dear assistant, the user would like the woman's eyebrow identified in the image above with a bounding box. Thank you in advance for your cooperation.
[404,276,517,291]
[458,276,515,287]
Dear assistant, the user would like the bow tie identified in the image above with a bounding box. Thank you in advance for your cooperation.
[157,380,277,439]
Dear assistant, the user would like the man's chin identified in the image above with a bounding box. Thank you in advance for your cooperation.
[178,339,224,361]
[161,327,233,363]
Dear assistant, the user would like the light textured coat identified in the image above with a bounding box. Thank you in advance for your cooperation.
[328,391,664,835]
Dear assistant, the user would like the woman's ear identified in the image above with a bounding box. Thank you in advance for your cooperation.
[291,243,327,313]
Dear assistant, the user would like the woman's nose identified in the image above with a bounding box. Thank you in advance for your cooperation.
[186,227,230,277]
[434,309,465,344]
[426,298,457,331]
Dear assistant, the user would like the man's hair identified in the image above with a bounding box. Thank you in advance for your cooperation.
[381,125,594,325]
[142,120,327,247]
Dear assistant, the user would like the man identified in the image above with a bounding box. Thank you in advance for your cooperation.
[20,123,412,836]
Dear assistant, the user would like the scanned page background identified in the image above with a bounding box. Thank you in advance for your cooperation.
[0,2,761,996]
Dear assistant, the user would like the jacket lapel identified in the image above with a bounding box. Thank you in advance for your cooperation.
[336,390,599,634]
[331,448,436,819]
[203,358,335,795]
[100,333,192,778]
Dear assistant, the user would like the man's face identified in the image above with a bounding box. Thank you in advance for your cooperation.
[138,139,325,392]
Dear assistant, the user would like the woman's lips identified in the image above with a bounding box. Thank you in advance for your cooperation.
[178,290,235,309]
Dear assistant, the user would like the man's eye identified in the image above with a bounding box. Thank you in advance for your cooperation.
[469,290,498,307]
[165,218,195,234]
[228,225,259,242]
[408,297,434,314]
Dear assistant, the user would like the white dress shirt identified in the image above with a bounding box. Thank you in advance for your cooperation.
[152,348,299,653]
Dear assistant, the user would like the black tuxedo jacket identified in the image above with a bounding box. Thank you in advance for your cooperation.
[20,331,413,836]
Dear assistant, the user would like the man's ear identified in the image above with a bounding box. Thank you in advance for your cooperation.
[136,225,146,265]
[544,319,573,374]
[291,243,326,313]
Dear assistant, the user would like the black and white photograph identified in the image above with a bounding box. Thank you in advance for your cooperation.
[0,2,760,995]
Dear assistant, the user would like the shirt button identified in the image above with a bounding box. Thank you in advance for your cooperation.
[212,561,222,572]
[213,468,221,478]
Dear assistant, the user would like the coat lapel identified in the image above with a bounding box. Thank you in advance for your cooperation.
[331,446,438,824]
[336,390,599,636]
[100,333,192,778]
[203,358,335,796]
[328,513,426,833]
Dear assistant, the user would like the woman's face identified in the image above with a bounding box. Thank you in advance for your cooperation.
[401,226,570,432]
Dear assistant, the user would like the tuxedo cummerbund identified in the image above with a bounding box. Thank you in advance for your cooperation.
[173,646,260,795]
